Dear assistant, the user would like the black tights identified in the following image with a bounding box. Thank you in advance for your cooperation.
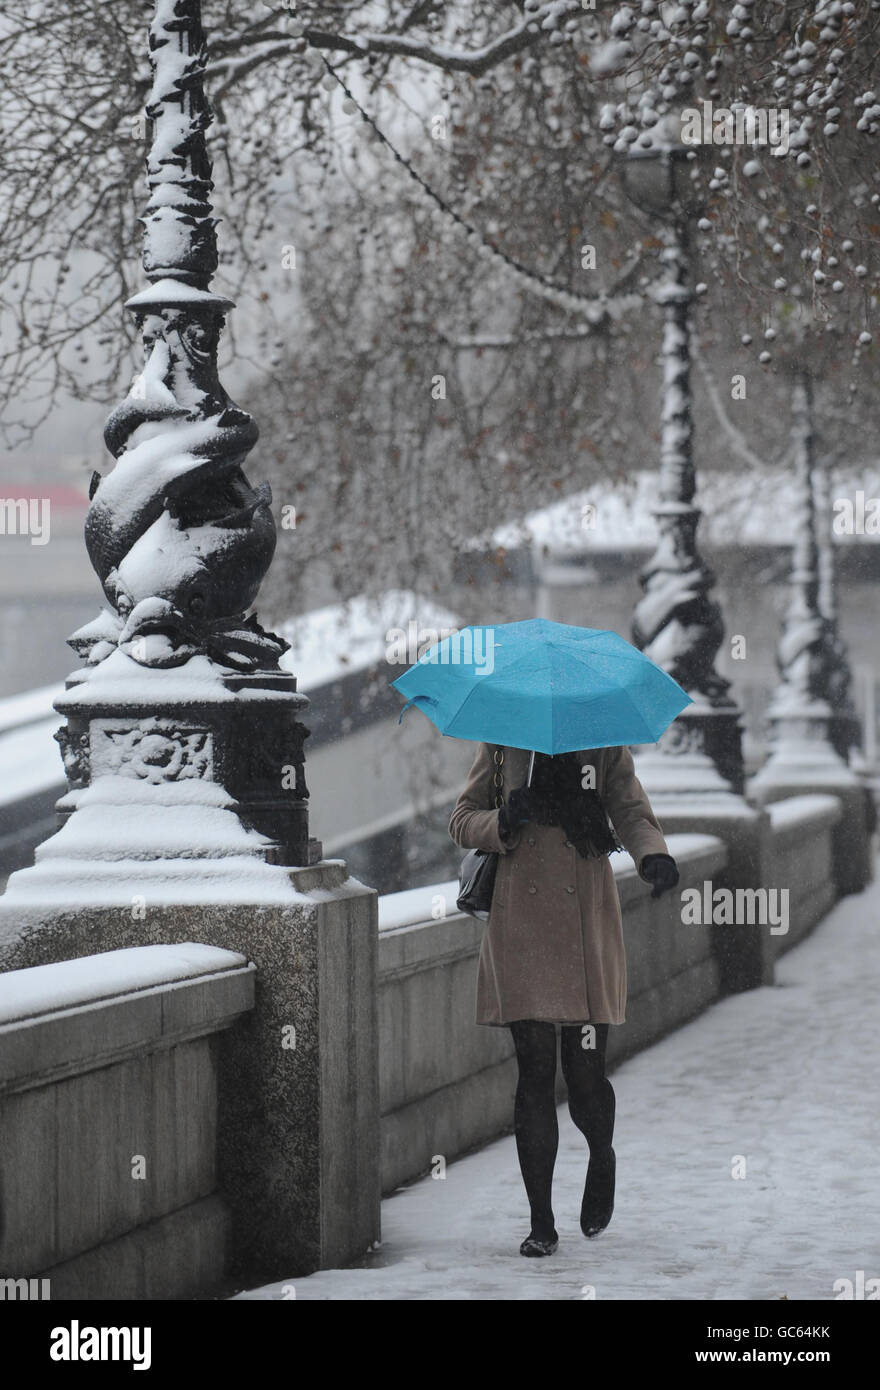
[509,1020,615,1239]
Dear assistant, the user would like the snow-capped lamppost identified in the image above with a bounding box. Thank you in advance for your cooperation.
[618,120,746,796]
[23,0,321,881]
[757,376,838,745]
[757,302,859,768]
[750,373,871,894]
[811,414,860,763]
[616,119,775,994]
[0,0,379,1286]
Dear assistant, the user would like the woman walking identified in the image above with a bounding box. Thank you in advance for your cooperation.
[449,741,679,1257]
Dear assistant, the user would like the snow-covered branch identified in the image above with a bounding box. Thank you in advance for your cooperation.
[308,1,585,73]
[693,337,775,475]
[206,1,586,91]
[440,289,647,348]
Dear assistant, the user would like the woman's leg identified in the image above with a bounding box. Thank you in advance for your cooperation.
[560,1023,616,1236]
[509,1020,559,1248]
[560,1023,614,1152]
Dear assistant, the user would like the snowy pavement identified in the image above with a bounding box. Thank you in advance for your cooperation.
[236,869,880,1301]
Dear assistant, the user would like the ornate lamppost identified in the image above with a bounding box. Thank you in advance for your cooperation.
[618,120,746,800]
[9,0,321,898]
[811,429,860,763]
[749,372,871,893]
[757,301,859,770]
[0,0,380,1286]
[613,121,778,994]
[755,374,839,751]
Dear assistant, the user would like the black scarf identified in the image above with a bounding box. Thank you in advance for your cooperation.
[527,751,621,860]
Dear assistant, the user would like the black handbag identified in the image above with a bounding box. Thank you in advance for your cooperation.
[456,747,505,921]
[456,846,499,921]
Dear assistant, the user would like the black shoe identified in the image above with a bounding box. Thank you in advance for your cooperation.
[520,1230,559,1257]
[580,1147,615,1238]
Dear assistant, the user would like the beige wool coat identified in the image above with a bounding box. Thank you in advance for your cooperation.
[449,743,670,1027]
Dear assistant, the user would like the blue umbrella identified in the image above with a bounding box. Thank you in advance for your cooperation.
[391,618,691,756]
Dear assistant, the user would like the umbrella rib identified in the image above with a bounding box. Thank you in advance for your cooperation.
[439,674,496,738]
[565,669,684,737]
[562,642,665,675]
[605,684,667,743]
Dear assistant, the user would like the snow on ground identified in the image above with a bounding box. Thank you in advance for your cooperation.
[237,865,880,1301]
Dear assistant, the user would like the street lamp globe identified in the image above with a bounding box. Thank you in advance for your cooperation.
[618,112,706,221]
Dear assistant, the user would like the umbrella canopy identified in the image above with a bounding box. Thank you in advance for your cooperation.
[391,618,692,754]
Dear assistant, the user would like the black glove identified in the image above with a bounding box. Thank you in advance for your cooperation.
[640,853,680,899]
[498,785,535,838]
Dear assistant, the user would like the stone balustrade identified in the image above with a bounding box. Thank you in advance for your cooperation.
[0,943,254,1299]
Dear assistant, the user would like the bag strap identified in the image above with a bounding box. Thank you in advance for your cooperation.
[492,746,504,810]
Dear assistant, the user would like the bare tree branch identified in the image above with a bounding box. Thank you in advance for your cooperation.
[207,2,587,89]
[693,335,774,475]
